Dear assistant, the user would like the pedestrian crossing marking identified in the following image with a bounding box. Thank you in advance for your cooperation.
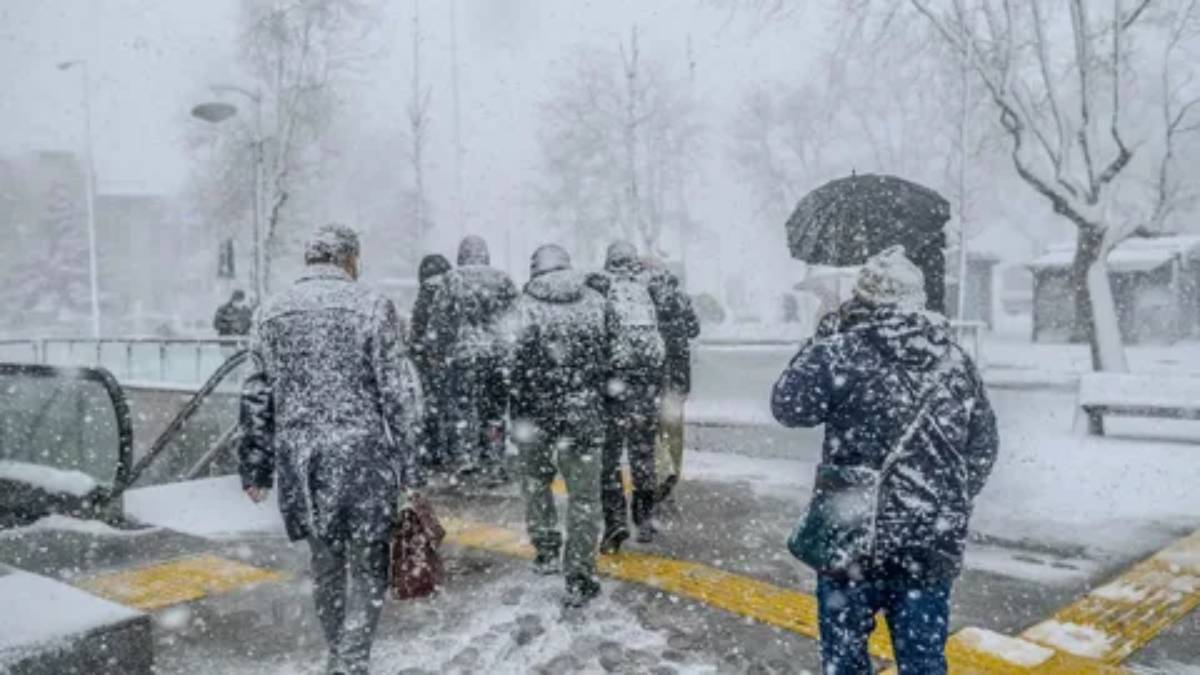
[79,554,286,611]
[440,517,1121,673]
[1020,528,1200,665]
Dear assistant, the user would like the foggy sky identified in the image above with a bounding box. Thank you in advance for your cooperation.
[0,1,825,219]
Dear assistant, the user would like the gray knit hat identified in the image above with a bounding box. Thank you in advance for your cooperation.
[853,245,926,310]
[305,223,360,265]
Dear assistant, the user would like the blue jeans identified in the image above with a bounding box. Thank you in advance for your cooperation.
[816,575,951,675]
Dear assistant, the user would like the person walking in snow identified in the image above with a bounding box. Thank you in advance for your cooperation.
[639,259,700,506]
[430,235,519,485]
[239,224,423,675]
[504,244,610,607]
[771,245,998,675]
[588,241,667,552]
[410,253,454,469]
[213,289,253,337]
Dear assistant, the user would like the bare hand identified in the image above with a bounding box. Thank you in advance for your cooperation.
[245,487,270,503]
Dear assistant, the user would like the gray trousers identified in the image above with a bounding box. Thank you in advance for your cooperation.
[309,535,390,675]
[519,422,602,581]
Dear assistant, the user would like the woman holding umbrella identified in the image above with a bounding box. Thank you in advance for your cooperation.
[771,246,999,674]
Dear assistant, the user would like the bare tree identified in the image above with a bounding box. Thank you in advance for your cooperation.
[537,29,702,261]
[901,0,1200,371]
[237,0,379,291]
[406,0,434,248]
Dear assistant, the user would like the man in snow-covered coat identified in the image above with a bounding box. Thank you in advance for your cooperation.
[503,244,610,607]
[239,224,423,675]
[430,235,518,482]
[771,246,998,675]
[410,253,453,468]
[587,241,667,552]
[640,259,700,504]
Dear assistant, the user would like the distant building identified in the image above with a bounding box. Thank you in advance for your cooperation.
[945,252,1000,328]
[0,150,213,337]
[1027,235,1200,344]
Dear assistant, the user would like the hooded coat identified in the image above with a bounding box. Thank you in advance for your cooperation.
[239,264,424,544]
[771,304,998,581]
[430,237,519,363]
[586,244,666,377]
[410,254,452,373]
[505,254,610,430]
[644,269,700,393]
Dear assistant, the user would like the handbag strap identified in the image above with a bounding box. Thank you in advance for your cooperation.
[878,358,949,471]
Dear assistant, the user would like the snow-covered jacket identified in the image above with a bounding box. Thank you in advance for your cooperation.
[646,269,700,393]
[429,241,518,365]
[504,269,610,432]
[239,264,423,543]
[410,256,450,376]
[771,304,998,581]
[586,250,666,380]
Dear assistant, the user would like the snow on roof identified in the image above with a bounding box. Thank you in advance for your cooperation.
[0,461,99,496]
[1028,235,1200,273]
[0,568,142,661]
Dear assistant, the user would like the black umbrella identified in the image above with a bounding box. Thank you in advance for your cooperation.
[785,173,951,311]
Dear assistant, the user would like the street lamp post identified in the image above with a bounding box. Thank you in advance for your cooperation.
[192,85,265,303]
[57,59,101,338]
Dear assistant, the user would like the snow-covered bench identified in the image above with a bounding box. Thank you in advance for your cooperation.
[1078,372,1200,435]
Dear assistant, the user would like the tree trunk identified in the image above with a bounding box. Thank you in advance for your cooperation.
[1071,226,1128,372]
[1070,227,1102,345]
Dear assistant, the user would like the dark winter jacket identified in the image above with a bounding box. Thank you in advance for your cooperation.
[586,246,666,380]
[213,300,253,336]
[410,254,452,374]
[239,264,423,544]
[430,238,518,364]
[771,304,998,582]
[646,269,700,393]
[504,267,610,432]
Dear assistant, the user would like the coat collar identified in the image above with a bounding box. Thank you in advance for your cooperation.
[297,263,353,283]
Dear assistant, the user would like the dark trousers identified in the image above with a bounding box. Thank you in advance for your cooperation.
[601,376,660,532]
[816,574,951,675]
[309,535,390,675]
[417,364,451,467]
[447,354,507,469]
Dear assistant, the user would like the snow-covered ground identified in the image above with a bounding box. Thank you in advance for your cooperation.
[0,568,143,666]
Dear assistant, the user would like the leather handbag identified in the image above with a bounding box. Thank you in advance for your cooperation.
[390,492,446,600]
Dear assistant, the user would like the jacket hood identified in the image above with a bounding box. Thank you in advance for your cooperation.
[458,235,491,266]
[525,270,588,304]
[605,241,640,273]
[530,244,572,279]
[418,254,452,284]
[851,306,951,371]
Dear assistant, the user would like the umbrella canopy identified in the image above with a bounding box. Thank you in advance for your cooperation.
[785,173,950,267]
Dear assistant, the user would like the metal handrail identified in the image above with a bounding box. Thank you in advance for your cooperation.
[8,336,250,386]
[118,350,250,494]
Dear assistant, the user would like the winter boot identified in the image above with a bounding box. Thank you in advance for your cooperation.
[654,474,678,505]
[636,520,659,544]
[533,548,562,576]
[599,526,629,555]
[563,573,601,608]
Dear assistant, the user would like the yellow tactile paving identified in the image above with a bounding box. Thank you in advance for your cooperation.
[446,517,902,663]
[443,517,1135,672]
[551,466,632,496]
[1020,529,1200,665]
[79,554,286,611]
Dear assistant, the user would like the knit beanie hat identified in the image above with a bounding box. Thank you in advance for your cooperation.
[852,245,927,310]
[305,223,360,265]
